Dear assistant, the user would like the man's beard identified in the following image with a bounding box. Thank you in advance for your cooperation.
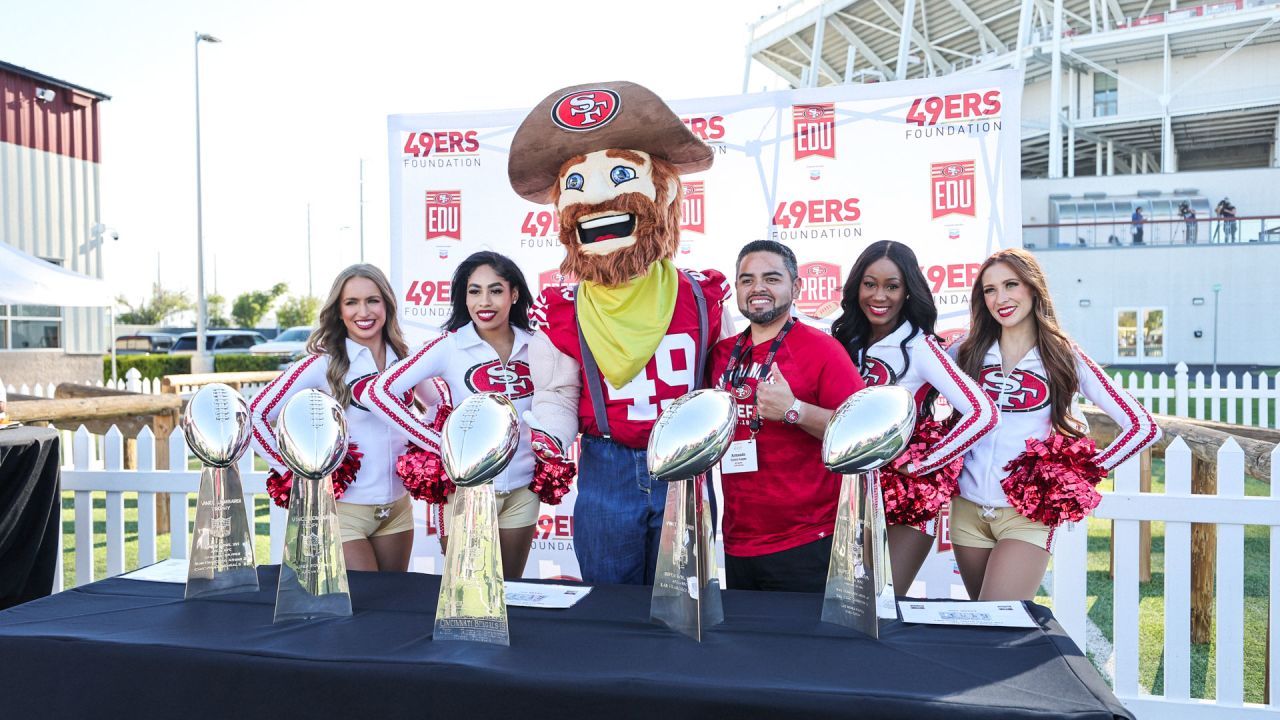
[557,192,679,287]
[743,301,790,326]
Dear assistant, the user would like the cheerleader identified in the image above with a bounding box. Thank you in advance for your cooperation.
[952,248,1159,600]
[831,240,998,594]
[366,251,572,580]
[249,264,418,572]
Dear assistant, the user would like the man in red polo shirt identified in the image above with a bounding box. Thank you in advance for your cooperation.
[708,240,864,592]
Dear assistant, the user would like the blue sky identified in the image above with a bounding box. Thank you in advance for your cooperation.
[1,0,788,311]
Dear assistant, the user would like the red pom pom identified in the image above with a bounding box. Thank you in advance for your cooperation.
[529,457,576,506]
[880,416,963,527]
[1001,433,1106,528]
[397,443,455,504]
[266,468,293,509]
[330,441,362,501]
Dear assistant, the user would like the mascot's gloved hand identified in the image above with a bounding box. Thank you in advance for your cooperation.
[524,410,576,505]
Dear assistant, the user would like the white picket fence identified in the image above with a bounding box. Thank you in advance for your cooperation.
[57,424,286,591]
[52,421,1280,716]
[1052,437,1280,718]
[1110,362,1280,429]
[7,367,274,400]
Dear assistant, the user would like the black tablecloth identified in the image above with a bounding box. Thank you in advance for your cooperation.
[0,566,1131,720]
[0,425,60,610]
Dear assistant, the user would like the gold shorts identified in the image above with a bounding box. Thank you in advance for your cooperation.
[949,496,1054,552]
[442,486,541,535]
[336,495,414,543]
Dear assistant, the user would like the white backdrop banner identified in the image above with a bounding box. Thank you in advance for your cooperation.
[390,71,1022,596]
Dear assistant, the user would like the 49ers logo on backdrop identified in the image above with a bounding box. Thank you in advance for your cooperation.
[931,161,975,219]
[979,365,1050,412]
[348,373,412,413]
[551,89,621,131]
[793,103,836,160]
[465,360,534,399]
[860,357,898,387]
[425,191,461,240]
[795,261,841,319]
[680,181,705,235]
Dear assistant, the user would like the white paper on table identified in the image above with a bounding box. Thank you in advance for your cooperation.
[897,600,1038,628]
[504,581,592,609]
[119,558,190,584]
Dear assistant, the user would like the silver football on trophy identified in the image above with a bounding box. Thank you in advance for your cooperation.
[442,392,519,488]
[822,385,915,474]
[182,383,252,468]
[647,389,737,482]
[277,389,349,480]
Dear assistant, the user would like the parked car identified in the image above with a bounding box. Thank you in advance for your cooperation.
[113,333,177,355]
[249,326,314,358]
[169,330,268,355]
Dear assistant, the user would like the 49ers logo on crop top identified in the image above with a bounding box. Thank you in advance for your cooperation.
[860,357,898,387]
[465,360,534,399]
[349,373,412,413]
[979,365,1050,412]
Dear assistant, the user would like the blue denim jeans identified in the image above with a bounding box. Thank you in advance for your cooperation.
[573,434,669,585]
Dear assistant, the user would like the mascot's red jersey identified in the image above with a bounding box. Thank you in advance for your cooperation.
[532,268,730,449]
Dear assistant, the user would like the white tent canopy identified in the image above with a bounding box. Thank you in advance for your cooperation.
[0,241,114,307]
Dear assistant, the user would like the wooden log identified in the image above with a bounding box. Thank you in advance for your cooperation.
[1082,406,1275,481]
[152,411,177,534]
[1190,455,1216,644]
[161,371,279,394]
[9,395,183,423]
[54,383,134,399]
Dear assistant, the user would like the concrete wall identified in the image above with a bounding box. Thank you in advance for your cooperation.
[1033,242,1279,366]
[0,351,102,390]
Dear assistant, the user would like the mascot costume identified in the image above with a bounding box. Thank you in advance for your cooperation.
[509,81,732,585]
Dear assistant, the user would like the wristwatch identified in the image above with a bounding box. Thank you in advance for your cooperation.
[783,398,803,424]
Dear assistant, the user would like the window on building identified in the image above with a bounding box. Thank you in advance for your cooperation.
[0,304,63,350]
[1116,307,1164,362]
[1093,72,1118,117]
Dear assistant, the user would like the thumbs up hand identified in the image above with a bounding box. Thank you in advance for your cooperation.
[755,365,795,422]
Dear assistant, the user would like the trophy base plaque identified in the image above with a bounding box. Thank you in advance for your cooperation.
[650,475,723,641]
[435,485,509,645]
[822,470,897,638]
[186,465,258,599]
[274,475,351,623]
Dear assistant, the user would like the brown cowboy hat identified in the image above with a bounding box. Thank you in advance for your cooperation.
[508,80,713,204]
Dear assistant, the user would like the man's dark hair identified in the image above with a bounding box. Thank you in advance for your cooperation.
[735,240,798,281]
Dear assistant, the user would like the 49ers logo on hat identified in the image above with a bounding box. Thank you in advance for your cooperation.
[931,161,975,219]
[979,365,1050,412]
[860,357,898,387]
[348,373,412,413]
[425,190,461,240]
[680,181,705,235]
[551,89,621,132]
[465,360,534,399]
[795,261,841,319]
[793,103,836,160]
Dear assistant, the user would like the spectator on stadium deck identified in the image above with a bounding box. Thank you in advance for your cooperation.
[1216,197,1237,243]
[1179,201,1198,244]
[1131,206,1145,245]
[707,240,864,592]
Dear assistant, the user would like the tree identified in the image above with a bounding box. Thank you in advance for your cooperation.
[207,293,232,328]
[232,282,288,328]
[116,284,193,325]
[276,295,321,328]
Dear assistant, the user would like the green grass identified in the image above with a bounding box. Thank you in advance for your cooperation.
[61,491,274,590]
[1045,459,1273,702]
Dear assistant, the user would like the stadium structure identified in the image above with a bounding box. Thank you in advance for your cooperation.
[746,0,1280,367]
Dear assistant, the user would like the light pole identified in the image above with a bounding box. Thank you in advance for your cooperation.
[1212,283,1222,377]
[306,203,313,297]
[193,31,221,373]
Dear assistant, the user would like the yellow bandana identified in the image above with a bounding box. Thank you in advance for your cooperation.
[577,259,679,388]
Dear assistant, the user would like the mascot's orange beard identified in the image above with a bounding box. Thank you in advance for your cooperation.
[552,161,684,288]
